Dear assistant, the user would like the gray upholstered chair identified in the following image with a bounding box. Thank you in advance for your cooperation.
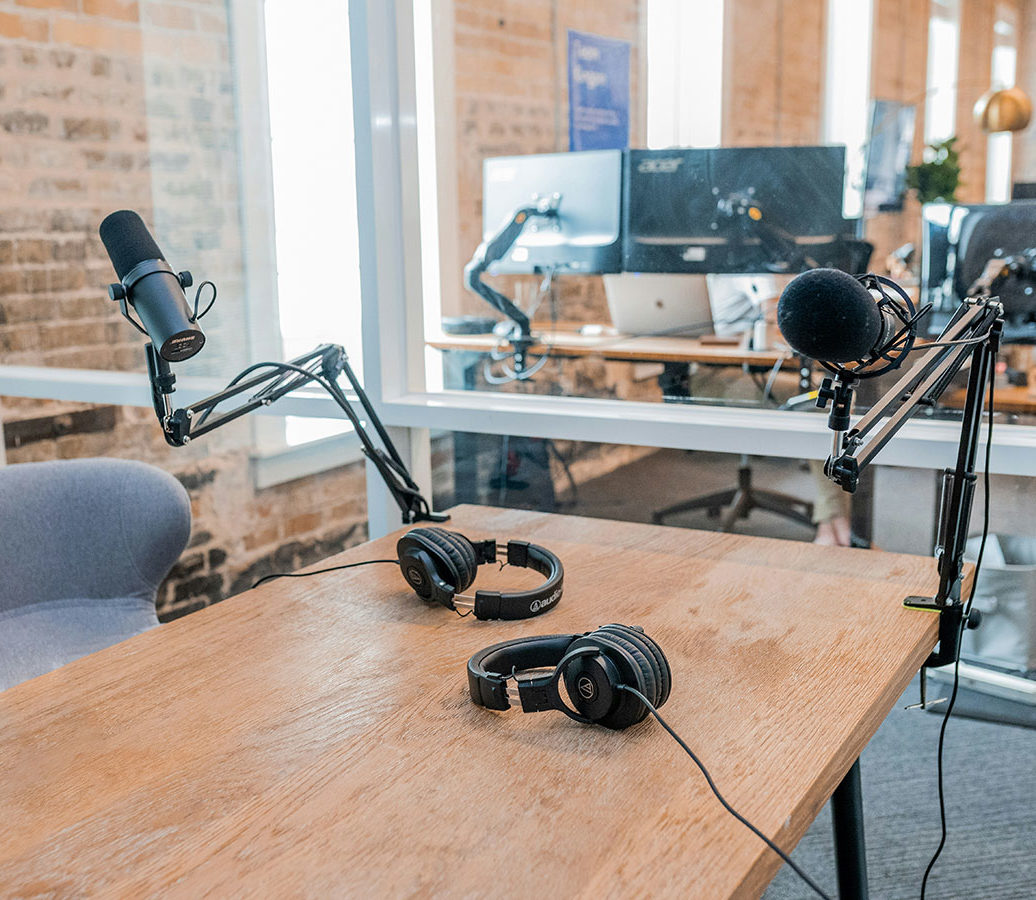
[0,458,191,692]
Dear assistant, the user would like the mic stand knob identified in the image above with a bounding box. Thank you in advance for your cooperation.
[816,376,856,432]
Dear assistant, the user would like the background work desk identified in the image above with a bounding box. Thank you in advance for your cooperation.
[428,327,799,369]
[0,506,946,898]
[430,328,813,522]
[946,382,1036,416]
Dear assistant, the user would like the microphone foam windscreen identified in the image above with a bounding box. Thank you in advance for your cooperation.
[777,268,881,363]
[99,210,166,281]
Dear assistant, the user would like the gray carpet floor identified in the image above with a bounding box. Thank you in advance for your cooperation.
[567,449,1036,898]
[764,679,1035,899]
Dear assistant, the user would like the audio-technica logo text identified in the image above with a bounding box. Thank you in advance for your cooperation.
[637,157,683,174]
[529,587,562,613]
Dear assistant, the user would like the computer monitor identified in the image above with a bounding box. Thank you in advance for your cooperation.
[922,201,1036,326]
[863,100,916,214]
[480,149,623,275]
[622,146,855,274]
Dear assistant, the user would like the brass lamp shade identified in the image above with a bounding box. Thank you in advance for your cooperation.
[973,87,1033,133]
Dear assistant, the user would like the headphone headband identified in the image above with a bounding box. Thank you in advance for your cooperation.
[467,633,579,711]
[472,540,563,620]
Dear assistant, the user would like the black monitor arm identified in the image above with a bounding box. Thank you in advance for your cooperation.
[146,342,446,526]
[463,194,560,371]
[717,192,809,272]
[968,249,1036,297]
[818,295,1003,667]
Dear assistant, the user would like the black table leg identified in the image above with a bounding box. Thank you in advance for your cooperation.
[831,758,868,899]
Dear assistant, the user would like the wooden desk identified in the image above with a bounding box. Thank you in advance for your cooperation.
[0,506,946,898]
[428,328,800,369]
[945,383,1036,415]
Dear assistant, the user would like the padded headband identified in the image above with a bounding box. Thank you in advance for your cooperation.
[472,539,564,620]
[467,633,579,711]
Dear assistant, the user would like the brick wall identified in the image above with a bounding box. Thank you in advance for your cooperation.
[0,0,370,620]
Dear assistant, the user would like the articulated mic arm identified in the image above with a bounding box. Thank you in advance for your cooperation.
[146,343,445,525]
[818,296,1003,666]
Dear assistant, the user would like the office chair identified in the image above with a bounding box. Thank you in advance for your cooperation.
[0,458,191,692]
[652,240,872,533]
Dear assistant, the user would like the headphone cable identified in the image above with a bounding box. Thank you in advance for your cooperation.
[617,684,833,900]
[252,559,399,590]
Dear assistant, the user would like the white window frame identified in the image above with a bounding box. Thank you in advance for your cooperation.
[348,0,1036,537]
[923,0,961,146]
[236,0,365,485]
[822,0,874,220]
[646,0,724,149]
[985,3,1019,203]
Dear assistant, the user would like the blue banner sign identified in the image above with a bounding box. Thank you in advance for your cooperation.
[568,29,630,152]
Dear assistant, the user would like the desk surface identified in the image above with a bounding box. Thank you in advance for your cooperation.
[945,383,1036,415]
[0,506,944,898]
[428,328,798,368]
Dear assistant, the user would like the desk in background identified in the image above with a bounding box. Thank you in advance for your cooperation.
[945,382,1036,416]
[428,327,799,370]
[430,327,811,515]
[0,506,949,897]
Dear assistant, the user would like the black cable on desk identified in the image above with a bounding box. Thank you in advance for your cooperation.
[252,559,398,590]
[617,684,834,900]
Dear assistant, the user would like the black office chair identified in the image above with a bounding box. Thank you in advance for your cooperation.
[652,454,814,531]
[653,239,872,533]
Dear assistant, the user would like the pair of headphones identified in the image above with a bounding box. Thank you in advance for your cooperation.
[467,624,671,730]
[396,526,563,621]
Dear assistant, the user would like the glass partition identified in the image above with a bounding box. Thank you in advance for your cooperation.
[408,0,1036,443]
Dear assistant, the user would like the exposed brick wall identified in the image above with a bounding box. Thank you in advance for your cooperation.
[0,0,370,621]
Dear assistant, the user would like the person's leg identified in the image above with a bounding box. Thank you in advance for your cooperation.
[810,458,851,546]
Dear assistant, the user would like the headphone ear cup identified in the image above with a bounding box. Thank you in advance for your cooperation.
[402,527,478,592]
[565,629,656,730]
[598,624,671,708]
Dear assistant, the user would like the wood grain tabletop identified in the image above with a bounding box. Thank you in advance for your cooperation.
[0,505,946,898]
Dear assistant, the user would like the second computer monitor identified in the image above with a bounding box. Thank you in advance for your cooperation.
[481,149,623,275]
[922,200,1036,329]
[623,146,852,274]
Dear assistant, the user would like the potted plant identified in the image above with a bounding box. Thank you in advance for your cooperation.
[906,136,961,204]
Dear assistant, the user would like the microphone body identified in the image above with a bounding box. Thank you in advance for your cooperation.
[99,211,204,362]
[777,268,900,364]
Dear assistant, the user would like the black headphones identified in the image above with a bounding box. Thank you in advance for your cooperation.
[396,526,563,620]
[467,624,671,729]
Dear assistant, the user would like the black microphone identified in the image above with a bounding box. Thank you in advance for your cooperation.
[777,268,901,364]
[99,210,205,362]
